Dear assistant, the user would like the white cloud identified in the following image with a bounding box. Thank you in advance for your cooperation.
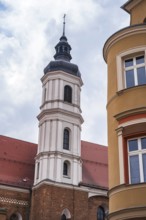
[0,0,128,145]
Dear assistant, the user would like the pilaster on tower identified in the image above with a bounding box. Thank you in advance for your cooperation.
[34,19,83,186]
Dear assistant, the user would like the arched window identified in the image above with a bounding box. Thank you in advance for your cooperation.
[63,161,70,177]
[61,214,67,220]
[64,85,72,103]
[10,213,22,220]
[63,161,68,176]
[10,214,18,220]
[97,206,105,220]
[61,208,71,219]
[63,129,70,150]
[43,88,47,102]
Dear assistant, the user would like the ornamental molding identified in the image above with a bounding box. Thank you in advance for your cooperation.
[37,108,84,124]
[0,196,29,206]
[103,24,146,62]
[41,70,83,87]
[108,183,146,197]
[35,150,81,161]
[121,0,142,14]
[40,99,81,112]
[114,107,146,121]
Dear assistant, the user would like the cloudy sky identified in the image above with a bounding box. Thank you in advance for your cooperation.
[0,0,129,145]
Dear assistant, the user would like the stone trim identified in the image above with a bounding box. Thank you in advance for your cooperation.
[0,196,29,206]
[114,106,146,121]
[0,184,30,193]
[108,206,146,220]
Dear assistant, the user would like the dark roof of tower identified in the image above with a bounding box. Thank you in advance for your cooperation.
[44,17,81,78]
[44,60,81,77]
[53,34,72,62]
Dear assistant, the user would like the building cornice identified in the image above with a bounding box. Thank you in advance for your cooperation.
[32,180,108,197]
[121,0,142,14]
[108,182,146,197]
[35,150,81,160]
[37,108,84,124]
[108,206,146,220]
[41,70,83,87]
[40,99,81,113]
[114,107,146,121]
[0,184,30,193]
[103,24,146,62]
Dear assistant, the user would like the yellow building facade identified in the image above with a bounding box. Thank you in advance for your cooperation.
[103,0,146,219]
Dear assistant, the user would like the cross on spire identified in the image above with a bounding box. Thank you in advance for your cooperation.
[63,14,66,36]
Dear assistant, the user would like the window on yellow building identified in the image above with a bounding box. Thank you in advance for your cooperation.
[124,55,146,88]
[116,48,146,91]
[128,137,146,184]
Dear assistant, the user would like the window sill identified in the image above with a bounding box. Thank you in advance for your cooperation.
[63,175,70,179]
[117,83,146,96]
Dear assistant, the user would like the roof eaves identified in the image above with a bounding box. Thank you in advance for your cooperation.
[121,0,142,14]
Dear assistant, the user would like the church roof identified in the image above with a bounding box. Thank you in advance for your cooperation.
[44,60,81,77]
[44,16,81,78]
[0,135,108,190]
[0,135,37,189]
[81,141,108,189]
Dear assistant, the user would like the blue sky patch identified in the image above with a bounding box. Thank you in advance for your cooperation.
[0,28,12,37]
[0,1,8,11]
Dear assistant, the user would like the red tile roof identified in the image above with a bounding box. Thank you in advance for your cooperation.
[0,135,37,189]
[81,141,108,189]
[0,135,108,189]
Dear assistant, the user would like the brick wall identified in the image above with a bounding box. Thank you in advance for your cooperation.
[0,187,31,220]
[30,183,89,220]
[88,195,108,220]
[30,183,108,220]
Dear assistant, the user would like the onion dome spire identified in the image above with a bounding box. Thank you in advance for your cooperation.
[54,14,72,62]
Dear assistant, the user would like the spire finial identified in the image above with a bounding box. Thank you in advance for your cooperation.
[63,14,66,36]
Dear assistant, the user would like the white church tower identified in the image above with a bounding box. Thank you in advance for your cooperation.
[34,17,83,186]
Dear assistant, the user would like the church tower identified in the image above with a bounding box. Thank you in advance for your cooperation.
[34,17,83,186]
[30,17,90,220]
[104,0,146,219]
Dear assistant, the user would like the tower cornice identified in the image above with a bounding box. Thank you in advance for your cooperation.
[37,108,84,124]
[41,70,83,86]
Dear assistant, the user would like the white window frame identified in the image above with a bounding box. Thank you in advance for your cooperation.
[116,46,146,91]
[128,136,146,184]
[124,55,146,88]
